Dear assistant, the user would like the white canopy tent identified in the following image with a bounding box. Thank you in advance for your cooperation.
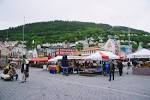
[85,51,120,60]
[67,56,85,60]
[48,56,62,62]
[48,55,85,62]
[127,48,150,58]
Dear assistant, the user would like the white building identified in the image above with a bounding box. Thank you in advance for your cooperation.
[11,44,27,58]
[103,39,120,55]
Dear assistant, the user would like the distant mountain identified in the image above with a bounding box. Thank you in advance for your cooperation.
[0,20,150,49]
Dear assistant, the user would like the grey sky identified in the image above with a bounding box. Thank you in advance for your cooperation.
[0,0,150,32]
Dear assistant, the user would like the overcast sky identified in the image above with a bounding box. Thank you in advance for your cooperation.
[0,0,150,32]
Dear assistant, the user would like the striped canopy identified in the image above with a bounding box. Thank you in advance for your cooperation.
[85,51,120,60]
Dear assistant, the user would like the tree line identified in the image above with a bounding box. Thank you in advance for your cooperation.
[0,20,150,49]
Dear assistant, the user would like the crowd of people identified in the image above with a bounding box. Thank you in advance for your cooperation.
[48,59,131,81]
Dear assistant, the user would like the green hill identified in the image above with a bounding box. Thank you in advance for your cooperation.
[0,20,150,49]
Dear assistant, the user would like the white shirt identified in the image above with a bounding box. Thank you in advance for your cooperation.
[24,64,26,70]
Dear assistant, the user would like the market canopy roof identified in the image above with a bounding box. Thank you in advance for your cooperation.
[85,51,120,60]
[127,48,150,58]
[29,57,48,62]
[49,56,62,62]
[48,56,85,62]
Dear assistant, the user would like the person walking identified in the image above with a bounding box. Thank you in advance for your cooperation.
[127,61,131,74]
[105,61,110,76]
[109,60,115,81]
[117,60,123,76]
[21,59,29,83]
[61,55,68,75]
[102,61,106,76]
[97,61,102,73]
[74,61,80,74]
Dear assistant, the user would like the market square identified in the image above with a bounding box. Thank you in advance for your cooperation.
[0,67,150,100]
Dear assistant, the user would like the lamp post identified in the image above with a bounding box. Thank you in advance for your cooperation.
[6,29,9,41]
[114,35,120,55]
[22,16,26,58]
[23,16,25,43]
[128,28,131,61]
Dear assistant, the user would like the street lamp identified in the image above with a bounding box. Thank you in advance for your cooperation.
[23,16,25,43]
[128,28,132,61]
[6,29,9,41]
[114,35,120,55]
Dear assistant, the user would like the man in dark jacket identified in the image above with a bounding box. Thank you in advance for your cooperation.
[127,61,131,74]
[21,59,29,82]
[109,60,115,81]
[117,60,123,76]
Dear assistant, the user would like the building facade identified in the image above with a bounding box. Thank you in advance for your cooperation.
[81,47,100,56]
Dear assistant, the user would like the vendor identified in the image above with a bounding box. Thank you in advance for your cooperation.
[3,63,12,74]
[1,66,18,81]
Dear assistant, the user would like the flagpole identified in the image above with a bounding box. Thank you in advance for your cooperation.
[22,16,25,58]
[23,16,25,43]
[128,28,131,62]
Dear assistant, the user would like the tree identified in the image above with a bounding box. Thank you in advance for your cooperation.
[0,20,149,49]
[75,43,83,51]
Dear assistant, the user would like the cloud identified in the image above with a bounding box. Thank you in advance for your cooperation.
[0,0,150,32]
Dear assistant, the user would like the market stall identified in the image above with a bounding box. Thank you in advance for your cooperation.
[85,50,120,60]
[127,48,150,59]
[48,56,85,62]
[29,57,49,68]
[48,55,86,74]
[127,48,150,75]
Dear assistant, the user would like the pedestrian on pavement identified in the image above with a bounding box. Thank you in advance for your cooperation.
[117,60,123,76]
[61,55,69,75]
[127,61,131,75]
[105,61,110,76]
[109,60,115,81]
[75,61,80,74]
[102,61,106,76]
[97,61,102,73]
[21,59,29,83]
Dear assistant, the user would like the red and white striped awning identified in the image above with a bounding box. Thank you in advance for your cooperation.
[85,51,120,60]
[29,57,48,62]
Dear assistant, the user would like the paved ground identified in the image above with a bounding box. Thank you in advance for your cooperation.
[0,67,150,100]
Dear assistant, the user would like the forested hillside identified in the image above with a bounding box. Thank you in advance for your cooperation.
[0,20,150,49]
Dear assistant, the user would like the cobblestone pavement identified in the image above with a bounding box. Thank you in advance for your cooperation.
[0,67,150,100]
